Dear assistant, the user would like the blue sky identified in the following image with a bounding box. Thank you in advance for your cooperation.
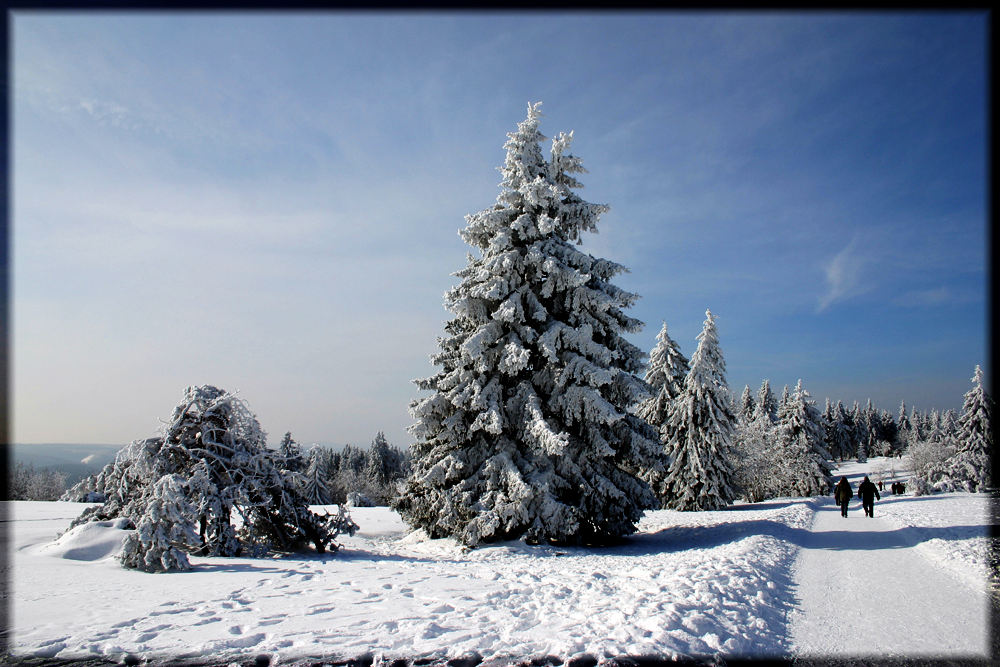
[11,11,987,448]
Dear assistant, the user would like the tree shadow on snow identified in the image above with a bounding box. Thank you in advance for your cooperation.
[723,500,806,512]
[613,516,986,556]
[192,562,318,576]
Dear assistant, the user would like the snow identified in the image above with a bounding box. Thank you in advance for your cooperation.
[5,457,993,664]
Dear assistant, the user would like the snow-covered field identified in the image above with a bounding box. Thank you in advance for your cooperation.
[4,458,994,665]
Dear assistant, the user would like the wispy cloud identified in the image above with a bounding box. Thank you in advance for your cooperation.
[817,236,867,312]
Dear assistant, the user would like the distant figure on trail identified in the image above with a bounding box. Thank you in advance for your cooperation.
[834,476,853,518]
[878,480,884,491]
[857,476,881,517]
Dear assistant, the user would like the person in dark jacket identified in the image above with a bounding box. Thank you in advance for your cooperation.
[857,476,881,517]
[834,476,853,517]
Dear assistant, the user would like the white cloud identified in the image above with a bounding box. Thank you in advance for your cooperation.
[817,236,866,312]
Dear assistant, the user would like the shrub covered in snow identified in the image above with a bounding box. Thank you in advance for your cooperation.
[395,103,664,546]
[68,385,357,571]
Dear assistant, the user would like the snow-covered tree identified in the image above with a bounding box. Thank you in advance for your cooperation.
[775,380,833,497]
[732,413,781,503]
[754,379,778,423]
[69,385,357,570]
[10,462,66,501]
[936,365,993,493]
[779,385,790,414]
[659,309,738,511]
[636,321,689,434]
[301,446,331,505]
[634,321,690,504]
[366,432,408,505]
[909,437,956,495]
[895,400,912,451]
[739,385,756,423]
[394,103,663,546]
[279,432,305,473]
[829,401,853,461]
[119,474,202,573]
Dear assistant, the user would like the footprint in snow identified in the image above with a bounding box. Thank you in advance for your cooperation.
[193,616,221,626]
[307,605,336,615]
[32,642,66,659]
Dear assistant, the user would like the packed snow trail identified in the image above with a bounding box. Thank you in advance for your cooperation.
[788,478,990,659]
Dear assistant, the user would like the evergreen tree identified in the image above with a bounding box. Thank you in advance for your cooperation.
[301,446,331,505]
[394,103,662,546]
[739,385,756,424]
[896,400,912,451]
[754,379,778,423]
[849,401,866,462]
[820,398,837,461]
[831,401,852,461]
[636,321,690,436]
[910,406,927,441]
[660,309,738,511]
[937,365,993,492]
[775,380,833,496]
[279,432,305,473]
[366,431,407,505]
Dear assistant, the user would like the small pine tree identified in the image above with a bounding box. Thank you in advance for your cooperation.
[739,385,756,424]
[301,446,331,505]
[660,309,738,511]
[754,379,778,423]
[636,321,690,435]
[279,432,305,472]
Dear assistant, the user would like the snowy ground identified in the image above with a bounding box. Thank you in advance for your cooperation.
[3,457,994,665]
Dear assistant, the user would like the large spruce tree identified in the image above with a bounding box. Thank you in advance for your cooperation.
[394,103,663,546]
[660,309,738,511]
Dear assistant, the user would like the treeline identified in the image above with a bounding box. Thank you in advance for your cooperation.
[7,461,67,501]
[730,365,992,502]
[285,431,411,507]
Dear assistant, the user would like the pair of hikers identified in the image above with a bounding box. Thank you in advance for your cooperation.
[833,476,881,518]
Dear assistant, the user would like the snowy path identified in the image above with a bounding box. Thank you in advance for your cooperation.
[788,485,990,659]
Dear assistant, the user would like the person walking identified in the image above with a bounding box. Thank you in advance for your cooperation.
[857,475,880,518]
[834,476,853,517]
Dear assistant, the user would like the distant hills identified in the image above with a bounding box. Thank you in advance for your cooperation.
[8,442,354,487]
[9,443,124,486]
